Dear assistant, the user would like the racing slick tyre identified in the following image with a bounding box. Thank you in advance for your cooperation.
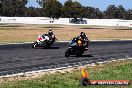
[43,41,49,49]
[65,49,70,57]
[76,54,82,57]
[76,52,83,57]
[32,42,38,48]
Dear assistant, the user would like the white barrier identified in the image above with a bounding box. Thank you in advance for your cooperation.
[84,19,132,27]
[0,17,132,27]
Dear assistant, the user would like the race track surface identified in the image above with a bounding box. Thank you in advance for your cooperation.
[0,41,132,76]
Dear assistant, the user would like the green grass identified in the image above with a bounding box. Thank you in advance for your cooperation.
[0,60,131,88]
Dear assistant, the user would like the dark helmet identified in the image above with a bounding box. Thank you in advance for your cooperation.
[80,32,86,38]
[45,33,48,36]
[48,30,53,36]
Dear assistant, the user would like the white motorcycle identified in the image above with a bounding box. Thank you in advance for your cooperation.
[32,34,54,48]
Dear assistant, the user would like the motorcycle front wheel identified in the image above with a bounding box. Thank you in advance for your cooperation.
[65,49,71,57]
[32,42,38,48]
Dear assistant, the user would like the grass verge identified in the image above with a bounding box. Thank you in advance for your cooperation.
[0,59,132,88]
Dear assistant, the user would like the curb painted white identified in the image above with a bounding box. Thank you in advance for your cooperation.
[0,40,132,78]
[0,58,131,78]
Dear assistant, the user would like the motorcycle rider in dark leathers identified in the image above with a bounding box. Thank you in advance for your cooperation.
[42,30,56,44]
[70,32,89,49]
[48,30,54,39]
[48,30,56,42]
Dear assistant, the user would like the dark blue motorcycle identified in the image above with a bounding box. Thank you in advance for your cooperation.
[65,38,89,57]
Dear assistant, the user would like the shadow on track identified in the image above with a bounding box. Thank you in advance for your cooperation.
[70,54,93,57]
[45,47,60,49]
[33,46,60,49]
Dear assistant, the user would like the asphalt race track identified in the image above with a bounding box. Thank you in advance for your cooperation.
[0,41,132,76]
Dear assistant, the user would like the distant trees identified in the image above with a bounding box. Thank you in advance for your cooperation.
[82,6,103,19]
[24,7,44,17]
[13,0,28,16]
[104,5,126,19]
[61,0,83,19]
[0,1,2,15]
[0,0,132,20]
[126,9,132,20]
[41,0,62,19]
[0,0,28,16]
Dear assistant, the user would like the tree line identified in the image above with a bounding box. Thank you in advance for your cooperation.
[0,0,132,20]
